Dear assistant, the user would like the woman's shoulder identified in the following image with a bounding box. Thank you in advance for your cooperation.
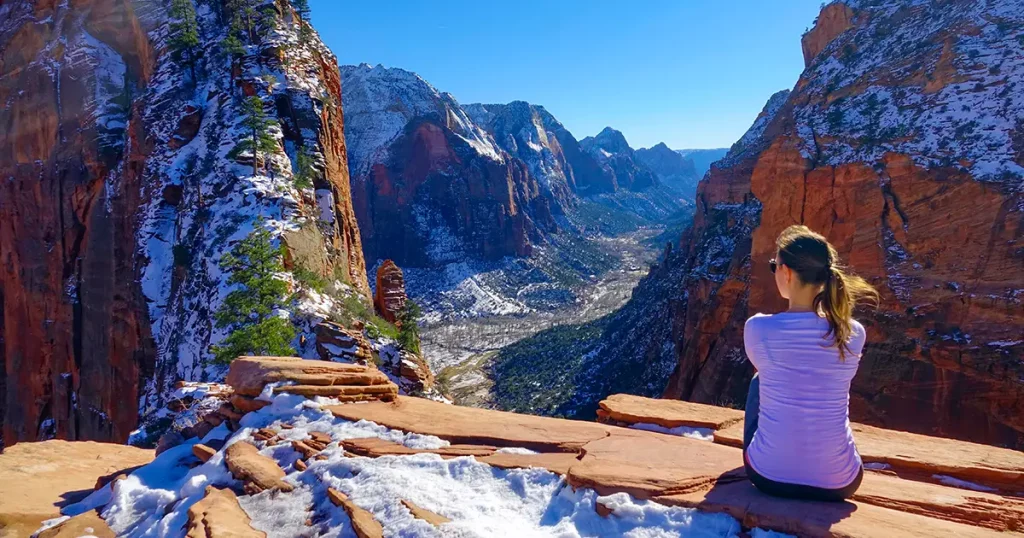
[744,312,772,331]
[849,318,868,345]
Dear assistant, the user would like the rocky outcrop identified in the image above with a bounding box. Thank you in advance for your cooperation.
[224,441,294,494]
[327,488,384,538]
[14,392,1024,538]
[615,0,1024,448]
[801,2,856,66]
[341,64,555,268]
[373,260,407,323]
[225,356,395,398]
[580,127,659,192]
[314,321,374,364]
[0,440,153,537]
[635,143,701,197]
[600,394,1024,492]
[392,350,435,393]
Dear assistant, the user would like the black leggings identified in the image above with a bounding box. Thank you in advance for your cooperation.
[742,374,863,502]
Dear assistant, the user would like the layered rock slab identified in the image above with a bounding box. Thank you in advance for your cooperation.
[225,356,394,397]
[328,396,616,452]
[331,396,1024,537]
[0,440,153,538]
[714,421,1024,493]
[598,393,744,429]
[224,441,294,494]
[603,394,1024,493]
[185,486,265,538]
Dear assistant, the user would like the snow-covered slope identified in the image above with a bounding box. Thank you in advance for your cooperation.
[0,0,393,446]
[134,1,375,424]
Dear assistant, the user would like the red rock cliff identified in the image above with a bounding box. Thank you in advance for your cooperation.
[801,2,856,67]
[0,0,156,447]
[656,1,1024,448]
[0,0,372,447]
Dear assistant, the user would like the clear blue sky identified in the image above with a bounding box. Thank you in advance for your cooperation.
[309,1,822,150]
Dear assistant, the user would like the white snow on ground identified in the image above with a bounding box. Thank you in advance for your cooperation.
[61,393,793,538]
[933,474,999,493]
[629,423,715,442]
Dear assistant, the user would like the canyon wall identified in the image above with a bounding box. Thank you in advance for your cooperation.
[656,0,1024,447]
[0,0,156,446]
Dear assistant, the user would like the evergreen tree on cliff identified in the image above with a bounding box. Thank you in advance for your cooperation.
[212,223,295,364]
[292,0,312,44]
[238,96,278,177]
[169,0,200,82]
[397,301,423,355]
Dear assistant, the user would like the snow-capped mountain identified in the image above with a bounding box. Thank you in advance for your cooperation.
[579,127,659,192]
[340,66,689,331]
[340,64,554,269]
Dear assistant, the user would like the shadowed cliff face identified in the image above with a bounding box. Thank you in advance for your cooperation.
[655,0,1024,448]
[0,0,156,446]
[0,0,371,446]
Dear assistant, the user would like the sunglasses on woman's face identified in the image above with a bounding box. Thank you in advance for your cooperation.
[769,258,778,274]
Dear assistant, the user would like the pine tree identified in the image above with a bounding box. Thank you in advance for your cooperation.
[170,0,201,82]
[221,15,246,57]
[240,96,278,176]
[293,0,310,21]
[292,0,312,44]
[293,150,315,190]
[397,300,423,355]
[212,223,296,364]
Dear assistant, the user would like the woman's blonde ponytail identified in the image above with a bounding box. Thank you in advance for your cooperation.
[777,226,879,360]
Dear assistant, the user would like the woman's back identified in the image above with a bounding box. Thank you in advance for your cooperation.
[743,311,865,490]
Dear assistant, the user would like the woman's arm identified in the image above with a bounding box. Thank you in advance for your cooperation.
[744,315,768,371]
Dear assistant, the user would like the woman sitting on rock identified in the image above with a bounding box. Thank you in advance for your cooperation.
[742,224,878,502]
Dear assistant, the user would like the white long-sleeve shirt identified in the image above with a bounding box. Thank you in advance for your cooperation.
[743,311,865,489]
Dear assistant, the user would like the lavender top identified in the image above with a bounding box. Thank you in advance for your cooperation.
[743,311,865,489]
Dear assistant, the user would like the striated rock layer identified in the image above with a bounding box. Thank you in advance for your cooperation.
[623,0,1024,447]
[0,0,156,447]
[0,0,371,446]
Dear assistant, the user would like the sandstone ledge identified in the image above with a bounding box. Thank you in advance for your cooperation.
[0,440,153,538]
[598,394,1024,493]
[330,395,1024,537]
